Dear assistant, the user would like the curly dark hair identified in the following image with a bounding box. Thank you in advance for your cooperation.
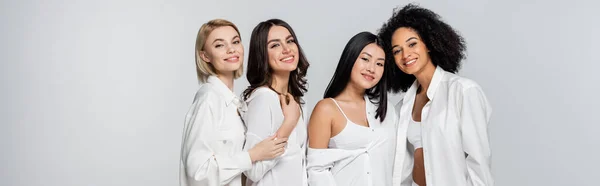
[377,3,466,93]
[243,19,310,104]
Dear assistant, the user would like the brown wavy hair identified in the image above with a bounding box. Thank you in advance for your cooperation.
[243,19,310,104]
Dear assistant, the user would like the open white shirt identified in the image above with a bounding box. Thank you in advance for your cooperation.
[392,67,494,186]
[242,87,308,186]
[180,76,251,186]
[306,97,398,186]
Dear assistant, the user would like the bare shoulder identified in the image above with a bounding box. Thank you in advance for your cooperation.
[308,99,338,124]
[312,98,338,116]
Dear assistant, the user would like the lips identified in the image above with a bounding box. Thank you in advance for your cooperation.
[224,55,240,63]
[280,55,295,63]
[404,58,417,67]
[362,74,375,81]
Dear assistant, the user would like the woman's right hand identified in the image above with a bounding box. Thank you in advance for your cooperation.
[280,93,300,123]
[248,135,288,162]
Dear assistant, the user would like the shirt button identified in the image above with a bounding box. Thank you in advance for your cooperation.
[371,129,374,132]
[367,172,370,174]
[222,140,227,144]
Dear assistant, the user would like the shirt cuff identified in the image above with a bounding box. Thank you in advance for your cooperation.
[237,151,252,171]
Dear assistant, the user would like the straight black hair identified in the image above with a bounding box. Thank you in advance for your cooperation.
[324,32,388,122]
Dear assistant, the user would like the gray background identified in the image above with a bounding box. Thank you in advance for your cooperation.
[1,0,598,185]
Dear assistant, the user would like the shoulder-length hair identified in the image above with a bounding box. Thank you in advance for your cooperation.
[243,19,310,104]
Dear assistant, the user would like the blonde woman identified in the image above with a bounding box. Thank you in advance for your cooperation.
[180,19,287,186]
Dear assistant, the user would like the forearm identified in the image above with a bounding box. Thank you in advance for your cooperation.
[275,119,297,138]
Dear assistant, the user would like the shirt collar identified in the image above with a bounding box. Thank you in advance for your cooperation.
[206,76,239,107]
[404,66,446,102]
[426,66,446,100]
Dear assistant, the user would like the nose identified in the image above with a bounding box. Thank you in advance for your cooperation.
[402,50,410,61]
[366,62,375,73]
[282,43,291,54]
[227,44,235,54]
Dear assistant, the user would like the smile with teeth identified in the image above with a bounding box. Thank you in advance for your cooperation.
[404,59,417,66]
[281,56,294,63]
[224,56,239,63]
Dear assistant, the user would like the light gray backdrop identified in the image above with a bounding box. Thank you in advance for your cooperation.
[1,0,598,185]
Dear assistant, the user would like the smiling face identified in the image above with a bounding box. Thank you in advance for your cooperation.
[266,25,299,74]
[349,43,386,90]
[391,27,432,75]
[200,26,244,75]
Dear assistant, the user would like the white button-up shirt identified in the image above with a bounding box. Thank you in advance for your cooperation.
[392,67,494,186]
[307,98,398,186]
[242,87,308,186]
[180,76,251,186]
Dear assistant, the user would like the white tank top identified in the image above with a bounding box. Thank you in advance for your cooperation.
[407,118,423,151]
[326,98,395,186]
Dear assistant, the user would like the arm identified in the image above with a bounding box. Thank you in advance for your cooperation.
[460,87,494,186]
[181,96,251,186]
[275,93,301,138]
[307,100,337,186]
[308,99,334,149]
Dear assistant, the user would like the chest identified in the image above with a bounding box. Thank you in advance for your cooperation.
[402,90,464,138]
[411,93,430,122]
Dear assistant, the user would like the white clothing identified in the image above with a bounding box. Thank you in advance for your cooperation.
[407,119,422,151]
[392,67,494,186]
[242,87,308,186]
[180,76,252,186]
[307,97,398,186]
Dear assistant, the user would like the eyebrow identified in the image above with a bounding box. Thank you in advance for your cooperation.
[211,35,240,44]
[364,52,385,62]
[267,35,294,45]
[392,37,419,48]
[406,37,417,42]
[211,38,225,44]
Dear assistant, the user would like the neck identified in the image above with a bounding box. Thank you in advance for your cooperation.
[338,82,366,101]
[271,71,290,94]
[414,61,436,94]
[216,72,235,91]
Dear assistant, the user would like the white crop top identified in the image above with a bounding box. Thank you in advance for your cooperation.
[407,119,422,151]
